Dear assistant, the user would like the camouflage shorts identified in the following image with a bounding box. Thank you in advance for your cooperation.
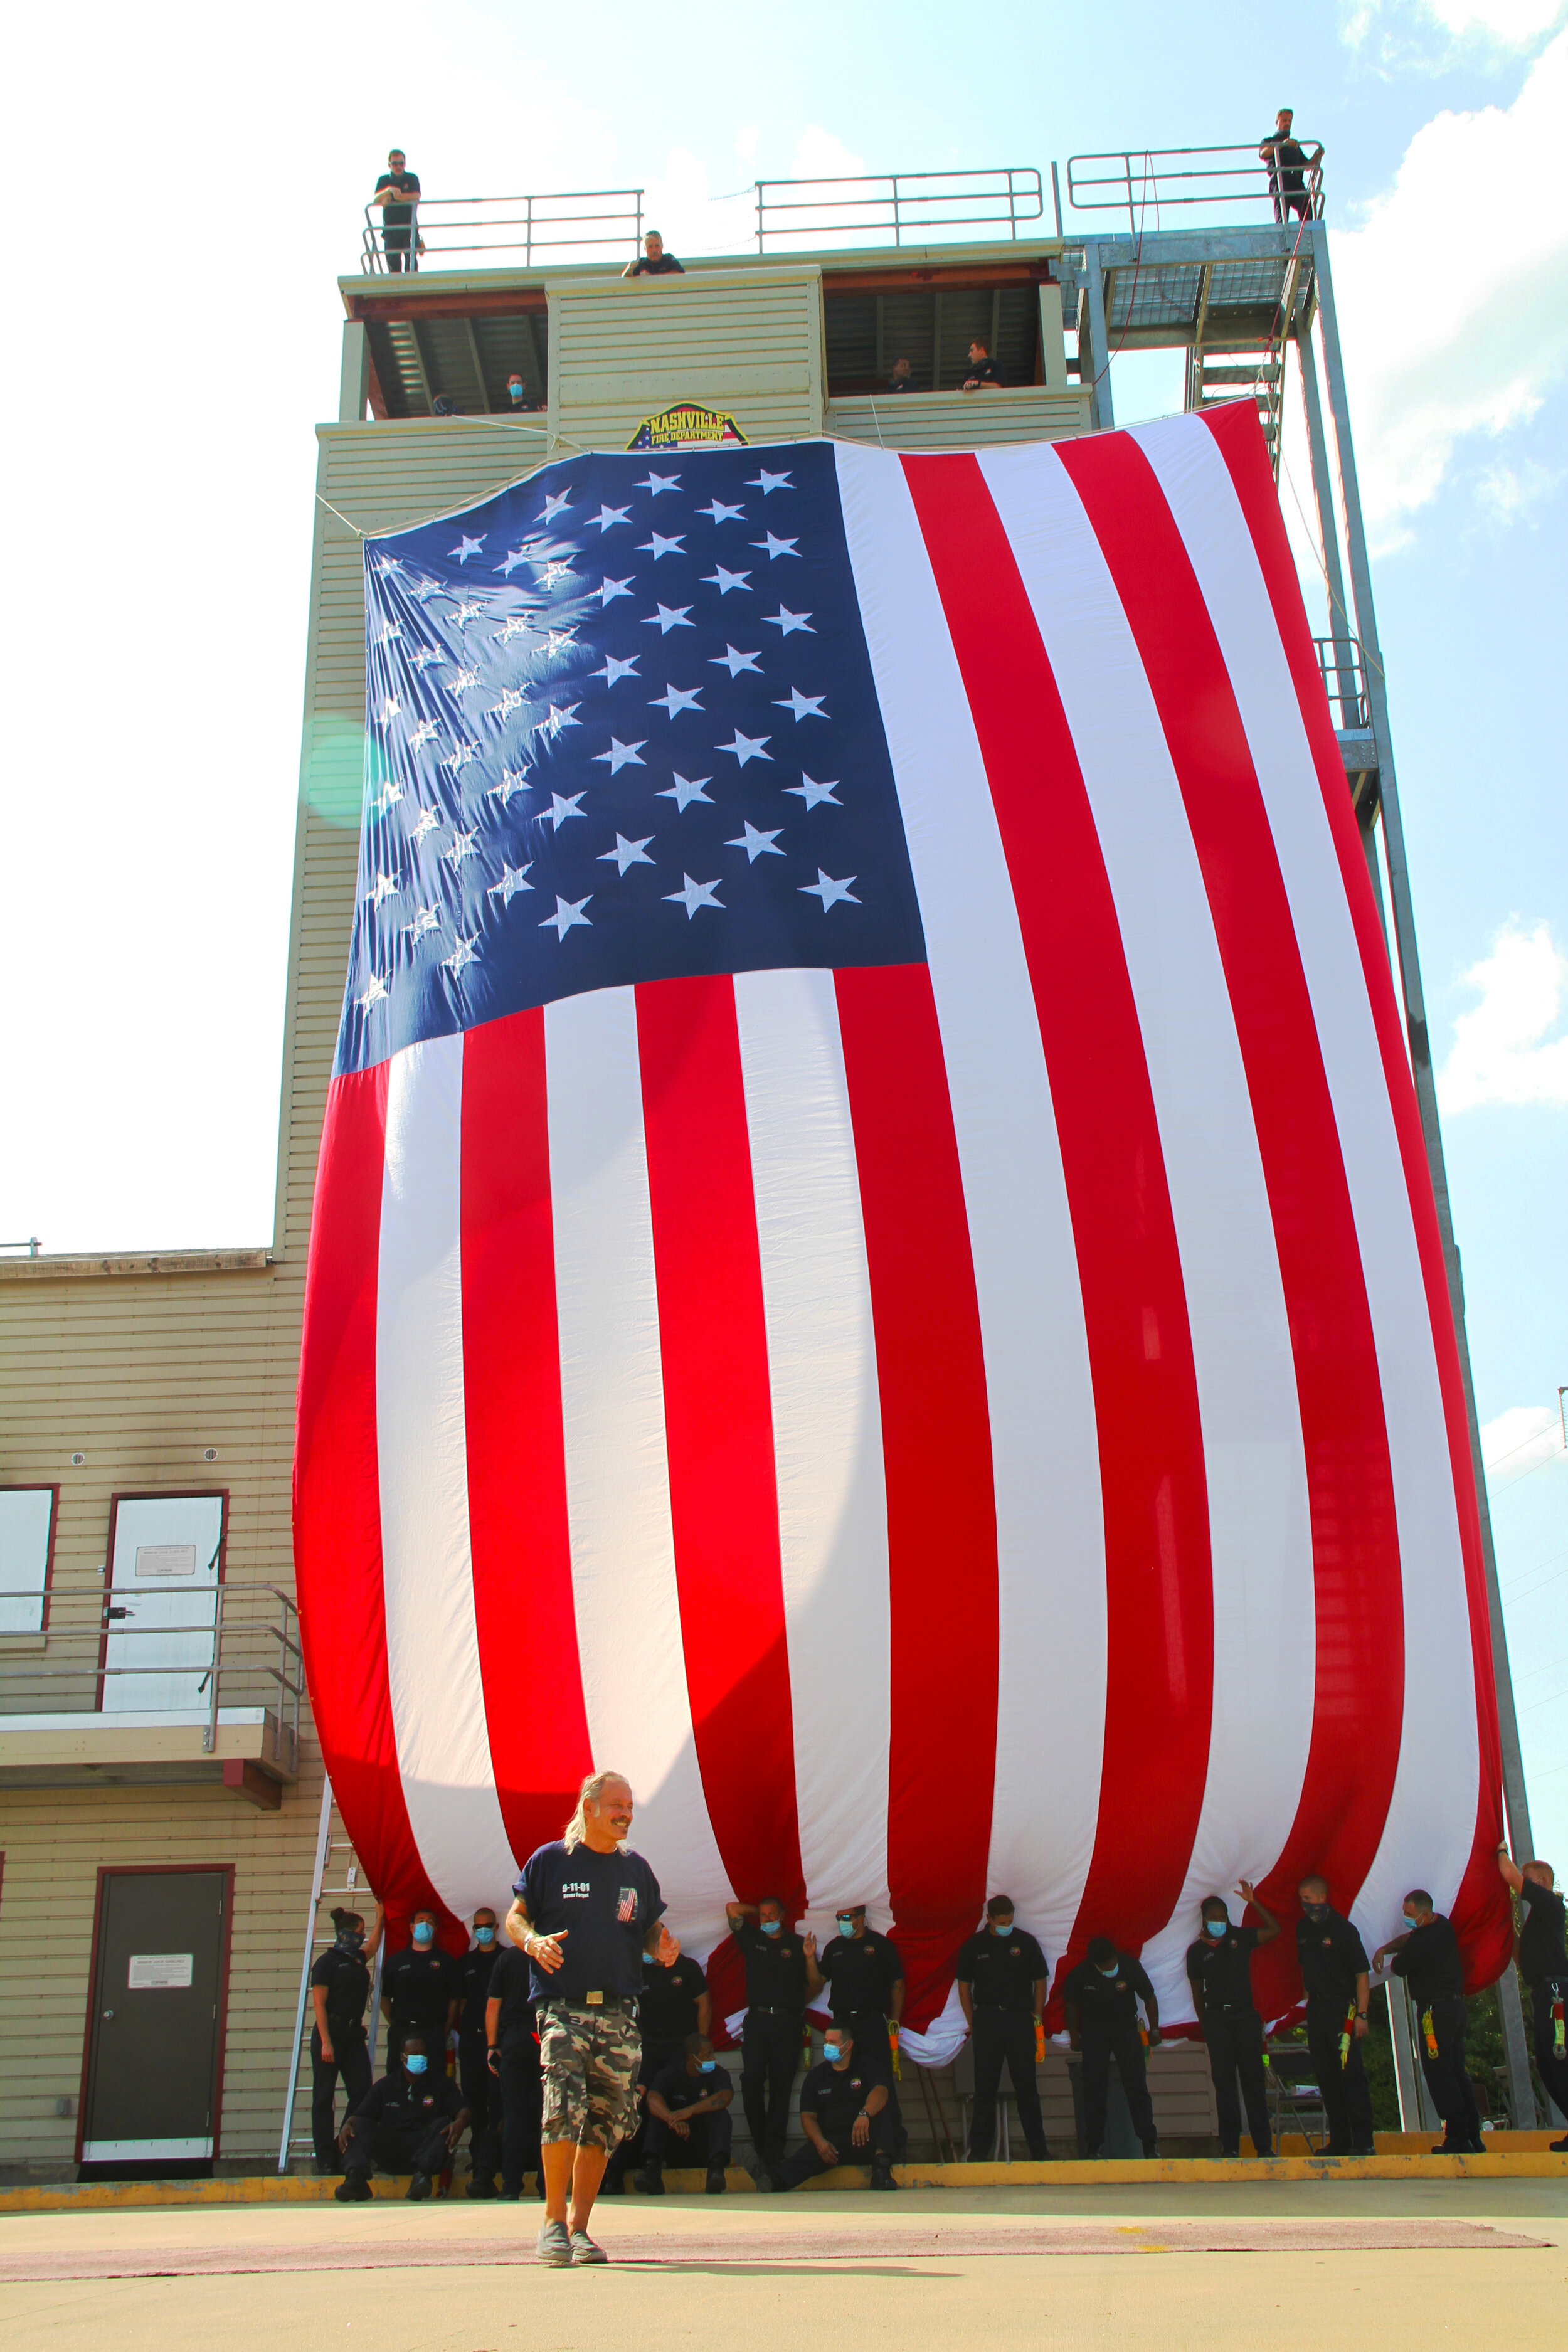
[538,2001,642,2149]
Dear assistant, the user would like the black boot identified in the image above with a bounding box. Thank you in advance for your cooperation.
[334,2173,372,2202]
[869,2151,899,2192]
[637,2156,665,2195]
[407,2171,433,2200]
[706,2162,727,2194]
[467,2173,497,2198]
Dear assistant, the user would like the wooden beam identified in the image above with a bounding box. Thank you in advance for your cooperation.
[223,1759,283,1811]
[351,288,549,322]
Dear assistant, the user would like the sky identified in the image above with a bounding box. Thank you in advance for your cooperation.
[4,1,1565,1858]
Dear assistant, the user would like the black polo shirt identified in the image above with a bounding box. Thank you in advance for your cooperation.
[650,2055,731,2116]
[734,1919,809,2010]
[627,251,684,275]
[955,1927,1047,2014]
[638,1951,706,2046]
[350,2063,464,2132]
[485,1944,536,2042]
[1295,1909,1370,2007]
[1518,1879,1568,1984]
[1262,136,1310,196]
[800,2055,876,2134]
[1185,1924,1259,2013]
[1062,1952,1155,2035]
[1391,1915,1464,2005]
[818,1929,904,2020]
[457,1942,500,2037]
[963,357,1000,386]
[374,170,420,230]
[310,1943,371,2029]
[382,1943,458,2033]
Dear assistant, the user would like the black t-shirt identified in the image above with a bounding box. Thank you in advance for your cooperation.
[457,1943,500,2035]
[352,2063,464,2131]
[650,2055,731,2116]
[1517,1879,1568,1984]
[963,357,1000,387]
[955,1927,1048,2013]
[1261,136,1309,194]
[628,252,684,275]
[485,1944,536,2042]
[382,1944,457,2032]
[818,1929,904,2020]
[1062,1952,1155,2035]
[638,1951,707,2046]
[374,170,420,228]
[887,374,913,393]
[1295,1909,1370,2007]
[311,1943,372,2028]
[1185,1924,1260,2013]
[1391,1915,1464,2005]
[514,1839,664,2006]
[800,2055,876,2133]
[734,1919,809,2009]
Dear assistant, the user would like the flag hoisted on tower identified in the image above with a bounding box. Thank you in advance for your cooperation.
[294,405,1511,2051]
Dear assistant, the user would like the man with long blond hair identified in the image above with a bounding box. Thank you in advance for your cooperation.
[504,1771,678,2265]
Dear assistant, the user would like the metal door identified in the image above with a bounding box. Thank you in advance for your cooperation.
[81,1869,230,2164]
[102,1493,225,1714]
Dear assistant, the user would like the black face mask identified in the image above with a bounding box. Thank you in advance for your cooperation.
[337,1931,365,1951]
[1302,1904,1328,1922]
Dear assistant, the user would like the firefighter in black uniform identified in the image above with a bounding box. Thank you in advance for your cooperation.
[1295,1875,1374,2156]
[955,1895,1051,2159]
[758,2022,900,2191]
[1062,1935,1161,2158]
[308,1902,385,2173]
[813,1904,907,2149]
[484,1934,543,2198]
[1498,1844,1568,2147]
[1185,1881,1278,2158]
[456,1907,502,2196]
[335,2033,468,2200]
[380,1907,459,2065]
[641,2032,735,2193]
[601,1937,710,2191]
[1375,1891,1483,2153]
[726,1894,810,2171]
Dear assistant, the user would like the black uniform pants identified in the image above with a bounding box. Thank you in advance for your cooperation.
[342,2114,452,2180]
[644,2104,734,2166]
[310,2023,371,2168]
[458,2035,497,2179]
[1305,2000,1374,2152]
[1418,1993,1481,2148]
[384,231,417,273]
[773,2104,898,2188]
[968,2010,1048,2159]
[1203,2006,1272,2155]
[603,2037,682,2181]
[497,2030,543,2192]
[1081,2025,1156,2153]
[835,2015,905,2142]
[1529,1978,1568,2121]
[741,2010,802,2160]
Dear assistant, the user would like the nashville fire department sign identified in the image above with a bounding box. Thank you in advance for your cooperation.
[627,403,748,451]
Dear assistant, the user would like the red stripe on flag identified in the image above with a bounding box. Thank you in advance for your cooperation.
[1058,425,1405,2017]
[459,1007,594,1865]
[901,450,1214,1999]
[834,961,999,2029]
[635,973,807,1914]
[1204,401,1510,1982]
[294,1066,441,1933]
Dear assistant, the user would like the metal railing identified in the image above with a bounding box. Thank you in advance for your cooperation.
[0,1581,302,1767]
[1313,633,1369,732]
[755,167,1044,252]
[1066,144,1324,232]
[361,189,645,275]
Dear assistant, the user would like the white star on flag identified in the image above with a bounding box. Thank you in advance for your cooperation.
[408,718,438,753]
[544,703,581,734]
[644,604,694,633]
[544,792,588,829]
[541,893,592,938]
[443,827,479,867]
[372,780,404,815]
[374,556,401,578]
[637,471,681,495]
[413,576,444,601]
[593,654,640,687]
[748,468,792,494]
[800,869,859,909]
[775,687,827,721]
[405,904,441,941]
[711,645,761,678]
[450,534,485,563]
[355,973,389,1010]
[378,620,401,644]
[591,506,632,532]
[726,821,785,862]
[719,728,771,766]
[764,606,813,635]
[751,532,800,560]
[541,490,573,522]
[366,872,401,908]
[543,628,578,654]
[657,774,714,810]
[540,561,575,588]
[378,694,401,722]
[600,832,656,876]
[702,565,751,595]
[638,532,686,560]
[487,766,531,804]
[491,687,526,720]
[786,774,842,808]
[600,576,635,605]
[442,935,480,975]
[495,547,529,576]
[442,741,480,771]
[448,666,479,694]
[592,737,647,774]
[452,600,485,628]
[410,808,441,844]
[650,685,703,718]
[487,862,534,903]
[500,615,534,642]
[697,497,746,524]
[409,647,445,670]
[664,873,724,918]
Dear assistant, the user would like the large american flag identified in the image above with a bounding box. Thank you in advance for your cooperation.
[294,405,1509,2045]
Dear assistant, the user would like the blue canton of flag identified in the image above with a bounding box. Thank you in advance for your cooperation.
[339,442,926,1075]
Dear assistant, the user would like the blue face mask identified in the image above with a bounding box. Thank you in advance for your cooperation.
[836,1917,856,1938]
[413,1922,435,1946]
[822,2043,843,2063]
[1099,1963,1119,1978]
[699,2058,717,2072]
[1205,1919,1227,1939]
[760,1919,781,1937]
[405,2053,428,2075]
[475,1926,495,1946]
[992,1919,1014,1937]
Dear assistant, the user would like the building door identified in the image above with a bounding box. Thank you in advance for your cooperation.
[101,1493,226,1715]
[80,1867,231,2166]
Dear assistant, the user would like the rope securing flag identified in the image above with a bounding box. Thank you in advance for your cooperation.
[294,406,1510,2052]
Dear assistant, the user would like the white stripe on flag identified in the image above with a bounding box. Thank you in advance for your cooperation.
[832,440,1107,1971]
[732,963,893,1927]
[982,440,1317,2025]
[376,1035,519,1915]
[543,984,731,1933]
[1133,414,1480,1939]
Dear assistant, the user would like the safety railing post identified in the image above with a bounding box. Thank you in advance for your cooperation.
[893,177,902,248]
[1125,153,1136,234]
[203,1581,225,1754]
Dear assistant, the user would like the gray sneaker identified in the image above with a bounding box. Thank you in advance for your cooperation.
[536,2218,573,2267]
[570,2229,607,2265]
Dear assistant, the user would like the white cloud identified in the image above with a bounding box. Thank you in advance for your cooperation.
[640,145,756,260]
[1332,30,1568,546]
[1422,0,1565,38]
[1475,453,1566,519]
[1345,0,1566,53]
[789,126,870,183]
[1437,919,1568,1111]
[1482,1404,1566,1483]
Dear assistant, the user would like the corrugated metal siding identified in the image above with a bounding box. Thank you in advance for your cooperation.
[549,267,824,451]
[825,388,1091,450]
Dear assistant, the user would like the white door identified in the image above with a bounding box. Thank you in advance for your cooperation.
[102,1495,225,1715]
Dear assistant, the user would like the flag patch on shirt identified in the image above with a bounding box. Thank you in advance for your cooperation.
[617,1887,639,1923]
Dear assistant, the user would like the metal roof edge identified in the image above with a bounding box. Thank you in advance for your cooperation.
[0,1249,275,1283]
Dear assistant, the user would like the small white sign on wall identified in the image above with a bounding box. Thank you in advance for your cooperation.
[135,1545,198,1579]
[128,1953,195,1989]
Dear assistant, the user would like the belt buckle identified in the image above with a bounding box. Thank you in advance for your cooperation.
[586,1990,603,2007]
